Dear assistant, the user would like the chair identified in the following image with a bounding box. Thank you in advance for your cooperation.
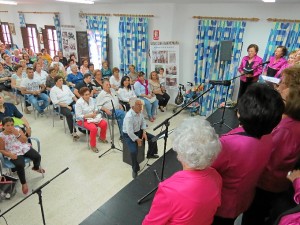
[52,104,67,133]
[72,105,90,149]
[12,88,24,112]
[0,137,44,178]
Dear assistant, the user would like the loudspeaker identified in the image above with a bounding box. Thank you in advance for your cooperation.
[123,141,145,166]
[220,41,233,61]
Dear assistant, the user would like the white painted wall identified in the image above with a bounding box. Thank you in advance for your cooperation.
[1,2,299,99]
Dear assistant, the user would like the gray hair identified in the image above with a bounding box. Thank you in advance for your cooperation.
[129,97,144,107]
[172,118,221,169]
[70,64,77,69]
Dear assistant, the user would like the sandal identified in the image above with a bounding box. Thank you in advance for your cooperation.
[98,138,108,143]
[72,133,80,141]
[32,167,45,174]
[91,147,99,153]
[159,106,164,112]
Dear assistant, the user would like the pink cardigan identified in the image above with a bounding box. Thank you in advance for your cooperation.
[238,55,263,82]
[212,126,273,218]
[142,168,222,225]
[264,56,287,77]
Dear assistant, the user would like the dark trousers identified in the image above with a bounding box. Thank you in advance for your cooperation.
[242,187,296,225]
[238,81,254,99]
[120,101,130,112]
[156,93,170,107]
[212,216,237,225]
[123,131,158,173]
[59,101,76,134]
[10,147,41,184]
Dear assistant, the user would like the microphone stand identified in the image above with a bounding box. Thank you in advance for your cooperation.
[137,85,215,204]
[99,100,122,158]
[0,168,69,225]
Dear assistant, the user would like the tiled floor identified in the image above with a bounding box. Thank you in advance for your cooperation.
[0,103,191,225]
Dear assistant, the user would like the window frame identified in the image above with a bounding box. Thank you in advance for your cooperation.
[44,25,59,58]
[0,22,13,45]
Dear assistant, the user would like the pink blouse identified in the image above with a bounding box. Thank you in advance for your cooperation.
[264,56,287,77]
[238,55,263,82]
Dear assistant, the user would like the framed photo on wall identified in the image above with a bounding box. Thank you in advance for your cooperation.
[8,23,16,35]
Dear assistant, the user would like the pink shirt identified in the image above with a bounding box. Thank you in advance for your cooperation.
[238,55,263,82]
[142,168,222,225]
[278,178,300,225]
[258,117,300,193]
[212,127,273,218]
[276,63,292,78]
[264,56,287,77]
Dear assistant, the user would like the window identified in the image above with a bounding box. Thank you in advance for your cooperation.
[21,24,40,53]
[0,22,12,45]
[44,26,59,58]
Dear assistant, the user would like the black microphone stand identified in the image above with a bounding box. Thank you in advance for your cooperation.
[0,167,69,225]
[99,100,122,158]
[137,85,215,204]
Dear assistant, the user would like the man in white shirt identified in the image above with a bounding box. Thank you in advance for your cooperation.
[123,98,159,178]
[20,67,50,115]
[96,79,125,136]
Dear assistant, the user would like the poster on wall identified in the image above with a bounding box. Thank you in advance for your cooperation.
[150,41,179,104]
[61,25,78,60]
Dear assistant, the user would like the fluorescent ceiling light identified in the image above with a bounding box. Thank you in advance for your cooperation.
[56,0,94,4]
[0,0,18,5]
[263,0,276,2]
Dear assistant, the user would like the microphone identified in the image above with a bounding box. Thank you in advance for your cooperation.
[259,61,270,66]
[209,80,231,86]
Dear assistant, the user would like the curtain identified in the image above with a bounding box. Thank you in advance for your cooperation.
[86,16,108,70]
[19,13,26,28]
[194,20,246,116]
[118,17,149,75]
[263,22,300,61]
[53,14,63,51]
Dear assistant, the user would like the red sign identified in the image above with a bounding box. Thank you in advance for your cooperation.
[153,30,159,40]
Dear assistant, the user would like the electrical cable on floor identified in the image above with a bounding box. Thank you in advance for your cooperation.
[2,216,9,225]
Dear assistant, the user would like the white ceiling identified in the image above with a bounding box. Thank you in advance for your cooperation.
[6,0,300,4]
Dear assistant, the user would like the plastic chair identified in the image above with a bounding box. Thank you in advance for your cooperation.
[0,137,44,178]
[52,104,67,133]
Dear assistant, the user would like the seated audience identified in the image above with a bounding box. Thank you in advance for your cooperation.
[128,64,138,84]
[46,68,58,90]
[212,83,285,225]
[101,60,112,79]
[33,62,47,85]
[149,70,170,112]
[264,46,287,77]
[36,54,49,72]
[88,63,95,76]
[11,49,21,64]
[66,59,75,74]
[134,71,158,122]
[123,98,159,179]
[238,44,263,98]
[41,48,52,65]
[117,76,136,111]
[20,68,50,116]
[69,54,80,68]
[58,51,67,67]
[0,117,44,194]
[158,67,166,86]
[3,54,15,72]
[80,58,89,75]
[11,65,29,110]
[50,76,79,140]
[67,64,84,87]
[96,79,125,136]
[92,69,103,89]
[0,62,12,94]
[75,87,108,153]
[50,55,65,73]
[143,118,222,225]
[73,73,95,98]
[22,53,34,68]
[242,67,300,225]
[28,49,37,63]
[109,67,121,90]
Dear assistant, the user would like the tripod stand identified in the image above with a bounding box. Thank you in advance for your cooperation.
[99,100,122,158]
[0,167,69,225]
[137,85,215,204]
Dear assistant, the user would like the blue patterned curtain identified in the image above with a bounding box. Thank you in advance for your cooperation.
[263,22,300,61]
[118,17,148,75]
[86,16,108,70]
[53,14,62,51]
[194,20,246,116]
[19,13,26,28]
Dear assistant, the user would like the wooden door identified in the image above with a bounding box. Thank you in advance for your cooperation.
[76,31,89,64]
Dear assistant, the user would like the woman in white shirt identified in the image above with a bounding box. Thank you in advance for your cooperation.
[117,76,136,111]
[50,75,79,140]
[75,87,108,153]
[109,67,121,90]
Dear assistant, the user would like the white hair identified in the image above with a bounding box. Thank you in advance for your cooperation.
[70,64,77,69]
[172,118,221,169]
[129,97,144,107]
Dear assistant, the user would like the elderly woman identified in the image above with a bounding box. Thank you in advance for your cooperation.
[242,67,300,225]
[22,53,34,68]
[149,70,170,112]
[0,62,12,94]
[0,117,44,195]
[276,50,297,78]
[101,61,112,79]
[238,44,263,98]
[80,58,89,75]
[212,83,285,225]
[75,87,108,153]
[134,72,158,122]
[67,64,84,87]
[264,46,287,77]
[143,118,222,225]
[117,76,136,111]
[109,67,121,90]
[92,69,103,89]
[50,75,79,140]
[128,64,138,84]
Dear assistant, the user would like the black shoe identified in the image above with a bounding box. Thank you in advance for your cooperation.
[147,154,159,159]
[132,171,137,179]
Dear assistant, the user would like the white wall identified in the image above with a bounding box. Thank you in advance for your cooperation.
[1,2,299,98]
